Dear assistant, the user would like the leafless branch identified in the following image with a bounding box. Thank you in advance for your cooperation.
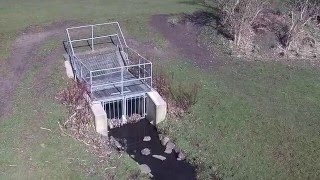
[281,0,320,49]
[215,0,269,49]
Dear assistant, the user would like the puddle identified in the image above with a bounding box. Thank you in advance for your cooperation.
[110,119,196,180]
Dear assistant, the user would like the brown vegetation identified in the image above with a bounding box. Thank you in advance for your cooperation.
[202,0,320,60]
[57,81,112,156]
[153,68,200,118]
[281,0,320,50]
[216,0,269,52]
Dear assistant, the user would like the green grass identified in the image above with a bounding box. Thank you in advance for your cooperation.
[0,1,200,179]
[2,0,320,179]
[0,0,201,60]
[0,39,147,179]
[36,38,60,57]
[158,60,320,179]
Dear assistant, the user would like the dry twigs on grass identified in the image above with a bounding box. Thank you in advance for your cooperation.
[58,122,98,149]
[56,81,112,158]
[105,166,116,171]
[153,69,200,118]
[40,127,52,132]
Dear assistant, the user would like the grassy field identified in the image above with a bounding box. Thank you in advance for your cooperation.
[0,0,198,179]
[0,0,199,60]
[1,0,320,179]
[0,37,146,179]
[159,59,320,179]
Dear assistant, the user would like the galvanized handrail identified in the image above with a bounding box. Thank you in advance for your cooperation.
[89,63,152,84]
[66,22,127,56]
[72,48,152,94]
[89,61,152,74]
[91,76,152,89]
[66,22,152,98]
[69,34,118,43]
[125,47,149,62]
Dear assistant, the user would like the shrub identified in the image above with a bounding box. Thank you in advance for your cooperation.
[171,83,200,112]
[153,67,200,115]
[57,81,92,131]
[153,68,172,98]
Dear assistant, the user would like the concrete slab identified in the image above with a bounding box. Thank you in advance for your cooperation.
[64,60,74,79]
[146,90,167,125]
[91,101,108,136]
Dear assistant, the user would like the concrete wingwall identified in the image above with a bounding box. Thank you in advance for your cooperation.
[91,101,109,136]
[88,89,167,137]
[146,90,167,126]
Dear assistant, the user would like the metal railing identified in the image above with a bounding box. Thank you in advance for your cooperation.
[75,48,152,95]
[66,22,127,56]
[66,22,152,123]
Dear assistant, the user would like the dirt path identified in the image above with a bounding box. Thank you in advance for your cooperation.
[0,21,78,118]
[150,14,219,69]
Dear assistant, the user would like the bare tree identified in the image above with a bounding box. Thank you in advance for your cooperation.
[216,0,268,48]
[281,0,320,50]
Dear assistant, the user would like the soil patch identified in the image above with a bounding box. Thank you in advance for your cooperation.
[0,21,79,118]
[126,37,174,62]
[150,14,219,69]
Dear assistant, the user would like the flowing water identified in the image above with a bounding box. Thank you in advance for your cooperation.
[110,119,196,180]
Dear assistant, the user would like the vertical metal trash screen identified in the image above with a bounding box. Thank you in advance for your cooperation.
[65,22,152,125]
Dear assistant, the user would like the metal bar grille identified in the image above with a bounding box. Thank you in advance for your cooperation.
[101,94,146,122]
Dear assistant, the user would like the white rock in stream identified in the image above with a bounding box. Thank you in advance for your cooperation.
[152,155,166,161]
[141,148,151,156]
[139,164,151,174]
[143,136,151,142]
[164,141,175,154]
[164,148,172,154]
[161,137,170,146]
[167,141,175,149]
[177,152,186,161]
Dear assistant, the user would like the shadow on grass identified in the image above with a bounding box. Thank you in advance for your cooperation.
[178,0,205,5]
[180,8,234,41]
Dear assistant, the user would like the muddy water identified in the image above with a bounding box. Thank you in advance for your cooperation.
[110,119,196,180]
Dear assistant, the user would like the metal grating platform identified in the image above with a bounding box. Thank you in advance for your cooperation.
[78,50,123,81]
[77,51,122,71]
[75,49,151,100]
[90,69,151,100]
[92,81,149,100]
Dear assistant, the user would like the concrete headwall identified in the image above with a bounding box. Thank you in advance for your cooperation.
[91,101,109,137]
[64,60,74,79]
[146,90,167,125]
[64,55,167,136]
